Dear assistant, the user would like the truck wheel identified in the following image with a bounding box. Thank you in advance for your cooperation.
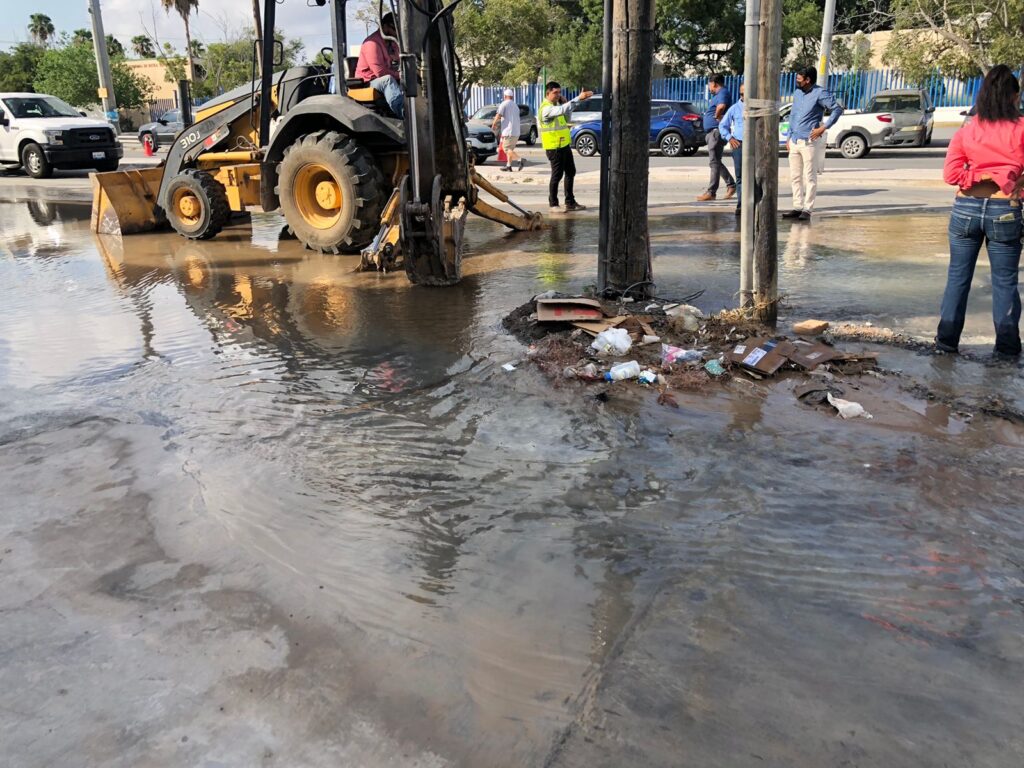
[277,130,387,254]
[21,143,52,179]
[526,126,538,145]
[165,169,230,240]
[839,133,868,159]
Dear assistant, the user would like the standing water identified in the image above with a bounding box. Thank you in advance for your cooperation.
[1,200,1023,767]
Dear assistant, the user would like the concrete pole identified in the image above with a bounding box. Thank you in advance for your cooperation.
[817,0,837,83]
[597,0,613,291]
[87,0,118,132]
[738,0,760,308]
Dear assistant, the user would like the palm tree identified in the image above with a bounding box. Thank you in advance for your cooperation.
[132,35,156,58]
[160,0,199,79]
[72,29,93,45]
[28,13,55,46]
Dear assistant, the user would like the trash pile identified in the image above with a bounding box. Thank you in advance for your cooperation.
[502,293,879,419]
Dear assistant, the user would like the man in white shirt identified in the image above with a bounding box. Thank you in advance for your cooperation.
[492,89,523,171]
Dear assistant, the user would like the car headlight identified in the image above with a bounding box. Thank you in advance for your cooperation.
[43,130,65,145]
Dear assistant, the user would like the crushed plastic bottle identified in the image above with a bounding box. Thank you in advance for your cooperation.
[604,360,642,381]
[661,344,703,365]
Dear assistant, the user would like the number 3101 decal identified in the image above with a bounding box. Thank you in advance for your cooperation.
[179,130,202,150]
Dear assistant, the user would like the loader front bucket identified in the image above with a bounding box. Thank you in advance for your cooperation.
[90,167,167,235]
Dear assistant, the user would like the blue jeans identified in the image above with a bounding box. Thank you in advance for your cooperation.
[937,196,1022,355]
[370,75,404,119]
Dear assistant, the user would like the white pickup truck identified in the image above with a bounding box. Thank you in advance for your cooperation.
[0,92,122,178]
[779,88,935,159]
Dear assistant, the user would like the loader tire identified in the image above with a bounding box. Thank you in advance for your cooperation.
[165,169,230,240]
[276,131,387,254]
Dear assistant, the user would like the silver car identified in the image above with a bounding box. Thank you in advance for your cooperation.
[468,104,538,145]
[137,108,184,151]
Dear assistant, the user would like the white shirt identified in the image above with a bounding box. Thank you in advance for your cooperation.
[495,99,520,138]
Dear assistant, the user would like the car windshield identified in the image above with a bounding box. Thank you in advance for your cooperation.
[868,95,921,113]
[3,96,81,119]
[162,110,180,122]
[472,107,498,120]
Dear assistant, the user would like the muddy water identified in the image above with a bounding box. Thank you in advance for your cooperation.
[1,200,1024,767]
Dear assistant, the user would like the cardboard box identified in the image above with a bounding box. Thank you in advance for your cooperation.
[793,319,830,335]
[786,339,837,370]
[536,297,604,323]
[727,338,790,375]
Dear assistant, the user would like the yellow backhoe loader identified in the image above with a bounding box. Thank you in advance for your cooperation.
[91,0,541,286]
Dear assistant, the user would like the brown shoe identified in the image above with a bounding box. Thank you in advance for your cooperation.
[724,186,736,200]
[696,192,716,202]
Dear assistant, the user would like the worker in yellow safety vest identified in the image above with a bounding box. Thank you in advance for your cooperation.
[538,81,593,212]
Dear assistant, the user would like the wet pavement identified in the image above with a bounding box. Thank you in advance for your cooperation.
[2,200,1023,767]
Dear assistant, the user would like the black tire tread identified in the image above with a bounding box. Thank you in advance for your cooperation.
[276,130,387,254]
[167,169,230,240]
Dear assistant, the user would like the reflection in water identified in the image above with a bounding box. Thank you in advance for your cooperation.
[3,200,1024,766]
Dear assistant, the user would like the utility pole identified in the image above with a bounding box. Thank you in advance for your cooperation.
[252,0,264,73]
[738,0,760,307]
[601,0,656,297]
[596,0,613,291]
[818,0,837,83]
[753,0,781,322]
[87,0,118,132]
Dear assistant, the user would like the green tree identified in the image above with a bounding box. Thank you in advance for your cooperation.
[657,0,745,75]
[72,29,93,45]
[882,0,1024,79]
[0,43,45,91]
[161,0,200,79]
[132,35,156,58]
[106,35,126,59]
[34,42,153,109]
[548,20,603,87]
[28,13,55,46]
[192,28,303,97]
[783,0,824,69]
[454,0,565,87]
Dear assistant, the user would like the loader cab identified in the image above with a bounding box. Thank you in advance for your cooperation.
[343,56,390,112]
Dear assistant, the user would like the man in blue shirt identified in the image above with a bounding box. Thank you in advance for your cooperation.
[696,74,737,202]
[718,83,745,216]
[782,66,844,221]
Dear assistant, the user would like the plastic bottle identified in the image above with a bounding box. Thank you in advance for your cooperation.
[604,360,641,381]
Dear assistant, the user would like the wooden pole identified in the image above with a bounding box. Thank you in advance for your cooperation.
[753,0,781,323]
[604,0,656,297]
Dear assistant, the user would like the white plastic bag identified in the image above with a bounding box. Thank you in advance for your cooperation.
[590,327,632,356]
[827,393,872,420]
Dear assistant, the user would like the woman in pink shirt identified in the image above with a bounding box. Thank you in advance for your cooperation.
[937,64,1024,356]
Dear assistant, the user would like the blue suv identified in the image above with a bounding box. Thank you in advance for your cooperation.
[570,101,704,158]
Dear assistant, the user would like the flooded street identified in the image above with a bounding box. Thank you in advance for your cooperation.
[2,199,1024,767]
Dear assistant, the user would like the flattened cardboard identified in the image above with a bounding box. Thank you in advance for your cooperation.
[572,316,627,335]
[727,337,790,375]
[786,339,837,370]
[537,297,604,322]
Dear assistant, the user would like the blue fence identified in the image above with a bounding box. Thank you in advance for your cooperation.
[467,68,985,115]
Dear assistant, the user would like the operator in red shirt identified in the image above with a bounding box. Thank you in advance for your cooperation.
[355,13,404,119]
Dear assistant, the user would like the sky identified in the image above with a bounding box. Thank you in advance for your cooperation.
[2,0,377,55]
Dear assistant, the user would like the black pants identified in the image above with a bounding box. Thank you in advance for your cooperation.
[546,146,577,207]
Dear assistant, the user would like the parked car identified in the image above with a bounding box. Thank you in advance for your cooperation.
[0,92,122,178]
[138,109,184,152]
[468,103,538,145]
[571,95,704,132]
[779,89,935,159]
[570,102,704,158]
[466,122,497,163]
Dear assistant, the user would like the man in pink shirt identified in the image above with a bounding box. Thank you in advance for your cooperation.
[355,13,404,119]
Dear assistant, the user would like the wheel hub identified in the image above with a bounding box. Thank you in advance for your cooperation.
[178,194,200,219]
[315,180,340,210]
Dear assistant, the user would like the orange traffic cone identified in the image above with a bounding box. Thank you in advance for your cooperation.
[142,134,155,157]
[496,143,507,166]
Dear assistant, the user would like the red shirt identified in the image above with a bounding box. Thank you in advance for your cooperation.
[355,30,400,83]
[943,117,1024,195]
